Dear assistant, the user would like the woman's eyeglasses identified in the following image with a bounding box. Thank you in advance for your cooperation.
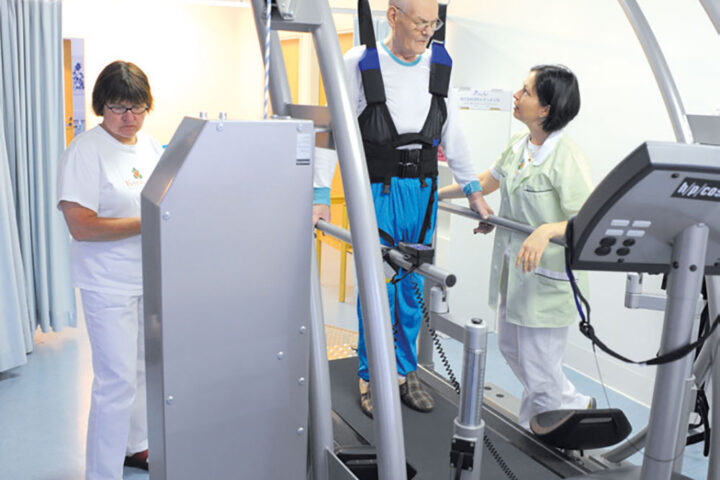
[105,104,149,115]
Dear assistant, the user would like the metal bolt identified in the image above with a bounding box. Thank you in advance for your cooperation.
[162,211,171,221]
[298,377,305,385]
[690,265,697,272]
[299,326,307,335]
[167,396,174,405]
[297,427,305,435]
[277,351,285,360]
[673,261,679,269]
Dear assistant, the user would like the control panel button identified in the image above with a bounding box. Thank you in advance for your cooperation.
[632,220,651,228]
[604,229,625,236]
[595,246,612,256]
[599,237,617,247]
[626,230,645,238]
[616,247,630,256]
[623,239,636,247]
[610,219,630,227]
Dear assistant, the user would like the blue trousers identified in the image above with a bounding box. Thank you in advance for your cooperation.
[357,177,436,381]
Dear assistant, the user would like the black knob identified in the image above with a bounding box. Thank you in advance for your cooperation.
[599,237,617,247]
[595,246,612,256]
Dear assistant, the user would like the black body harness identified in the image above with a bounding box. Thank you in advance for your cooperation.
[357,0,452,245]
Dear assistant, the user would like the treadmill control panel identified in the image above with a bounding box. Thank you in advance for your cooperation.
[567,141,720,273]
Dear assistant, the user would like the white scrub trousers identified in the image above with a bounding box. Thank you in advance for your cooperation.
[81,290,148,480]
[496,264,591,429]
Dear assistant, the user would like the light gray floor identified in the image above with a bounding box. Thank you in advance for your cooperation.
[0,243,709,479]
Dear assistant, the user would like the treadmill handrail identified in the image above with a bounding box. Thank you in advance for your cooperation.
[700,0,720,34]
[315,220,457,287]
[437,201,567,247]
[618,0,694,144]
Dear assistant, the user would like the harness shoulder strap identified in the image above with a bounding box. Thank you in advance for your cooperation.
[429,3,452,98]
[358,0,386,105]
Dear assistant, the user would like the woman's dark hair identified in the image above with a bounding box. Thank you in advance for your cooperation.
[531,64,579,133]
[91,61,153,116]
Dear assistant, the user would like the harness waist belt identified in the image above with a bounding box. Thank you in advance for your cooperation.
[366,147,438,184]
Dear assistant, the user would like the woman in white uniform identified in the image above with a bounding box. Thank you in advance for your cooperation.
[439,65,594,428]
[57,61,162,478]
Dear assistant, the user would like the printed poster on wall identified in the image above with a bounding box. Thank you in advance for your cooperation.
[455,88,512,112]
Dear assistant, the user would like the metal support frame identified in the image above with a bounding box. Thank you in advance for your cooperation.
[309,240,334,480]
[249,1,407,478]
[641,224,709,480]
[700,0,720,33]
[705,276,720,480]
[618,0,694,144]
[249,2,720,479]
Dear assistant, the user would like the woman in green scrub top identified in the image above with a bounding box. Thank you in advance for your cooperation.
[439,64,595,428]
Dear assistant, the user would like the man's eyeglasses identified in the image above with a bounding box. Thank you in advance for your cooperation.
[394,5,443,32]
[105,104,149,115]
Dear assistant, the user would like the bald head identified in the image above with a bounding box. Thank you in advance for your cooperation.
[389,0,437,12]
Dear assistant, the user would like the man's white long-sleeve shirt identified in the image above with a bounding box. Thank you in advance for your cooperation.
[313,41,480,199]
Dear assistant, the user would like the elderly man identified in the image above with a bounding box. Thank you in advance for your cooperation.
[313,0,492,417]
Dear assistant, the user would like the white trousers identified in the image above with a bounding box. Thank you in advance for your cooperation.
[496,272,590,428]
[81,290,147,480]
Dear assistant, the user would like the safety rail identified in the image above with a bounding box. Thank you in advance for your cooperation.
[437,201,567,247]
[316,219,457,287]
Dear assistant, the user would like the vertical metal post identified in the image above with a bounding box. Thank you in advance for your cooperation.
[450,318,487,480]
[705,276,720,480]
[641,223,709,480]
[311,5,407,480]
[618,0,694,144]
[308,239,333,480]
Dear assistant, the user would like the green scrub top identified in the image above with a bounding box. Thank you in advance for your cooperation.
[488,130,593,328]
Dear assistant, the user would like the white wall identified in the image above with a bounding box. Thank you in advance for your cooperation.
[62,0,264,145]
[440,0,720,405]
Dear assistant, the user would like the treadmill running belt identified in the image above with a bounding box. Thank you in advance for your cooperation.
[329,357,563,480]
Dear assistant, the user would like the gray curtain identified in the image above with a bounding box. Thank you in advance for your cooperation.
[0,0,76,373]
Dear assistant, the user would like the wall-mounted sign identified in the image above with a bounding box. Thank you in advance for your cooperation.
[455,88,512,112]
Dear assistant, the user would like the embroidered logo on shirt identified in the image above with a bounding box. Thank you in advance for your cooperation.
[132,168,143,179]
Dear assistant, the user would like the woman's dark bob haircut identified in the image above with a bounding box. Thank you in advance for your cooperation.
[531,64,580,133]
[91,61,153,116]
